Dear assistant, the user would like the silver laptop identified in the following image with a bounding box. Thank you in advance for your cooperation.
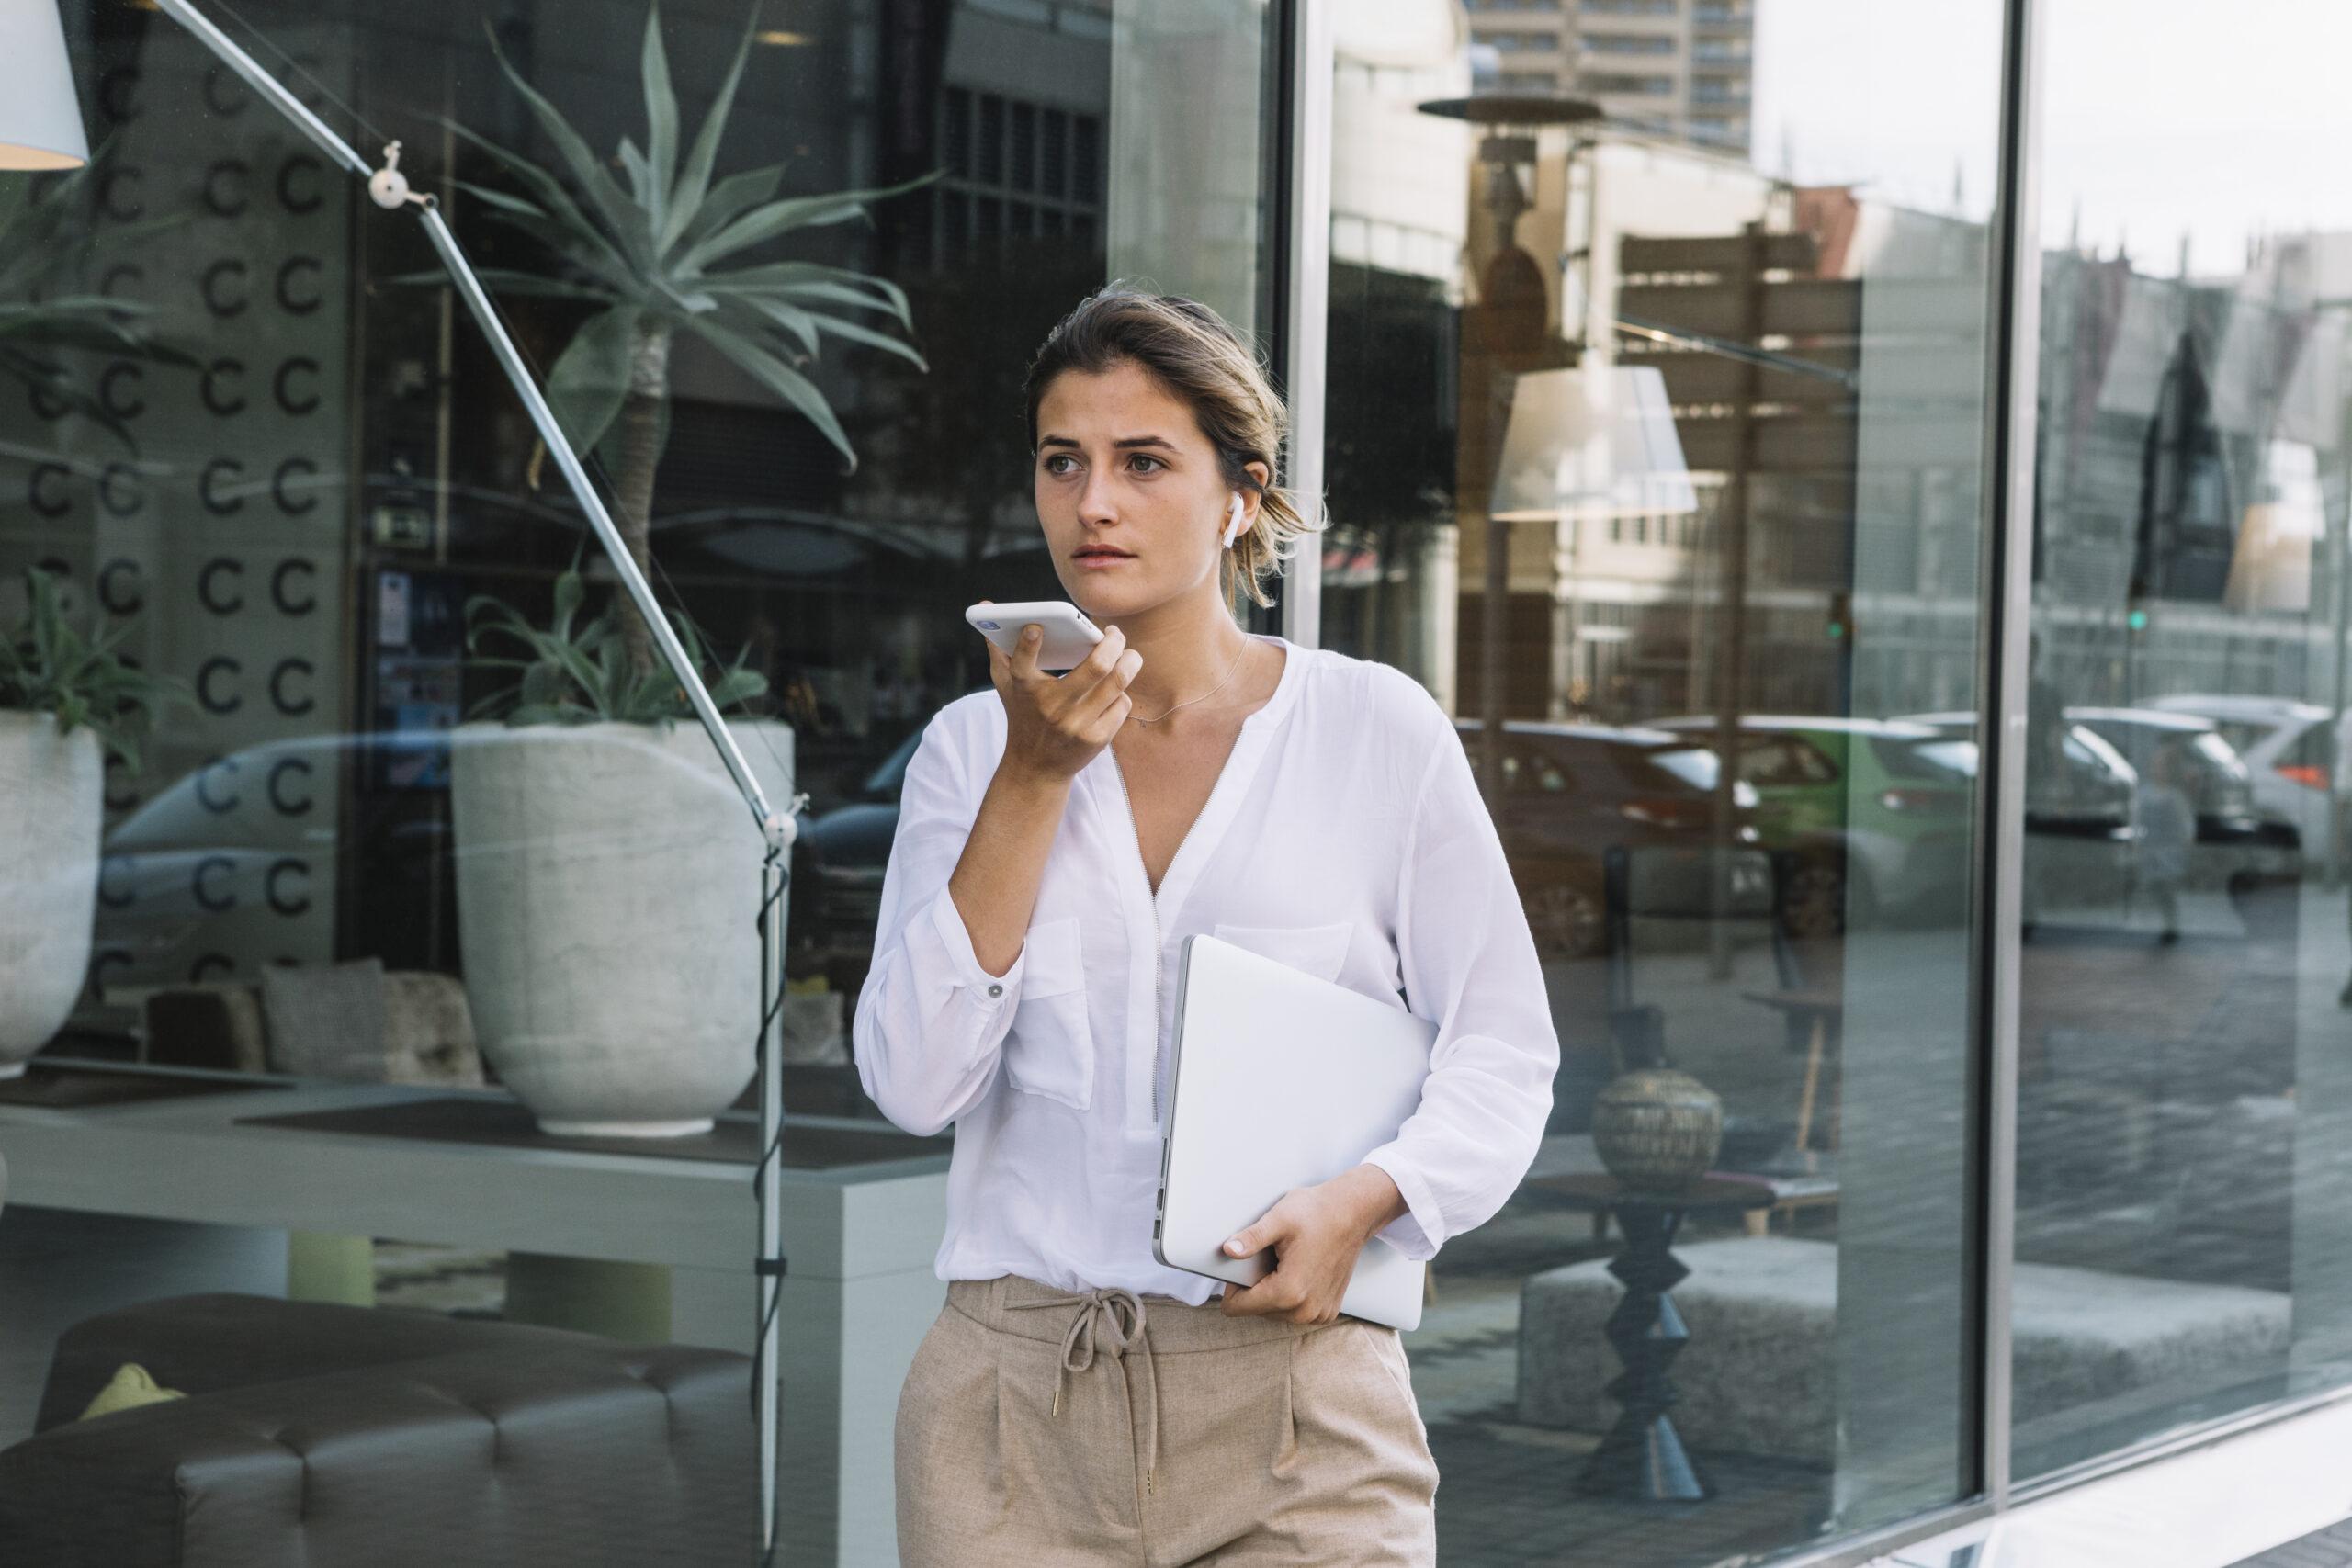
[1153,932,1434,1331]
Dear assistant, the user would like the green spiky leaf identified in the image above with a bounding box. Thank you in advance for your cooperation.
[429,1,932,517]
[0,567,184,771]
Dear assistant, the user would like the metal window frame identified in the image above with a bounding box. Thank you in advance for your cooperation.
[1276,0,1333,650]
[1968,0,2046,1518]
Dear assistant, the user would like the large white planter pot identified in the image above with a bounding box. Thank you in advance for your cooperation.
[0,712,102,1076]
[449,718,795,1135]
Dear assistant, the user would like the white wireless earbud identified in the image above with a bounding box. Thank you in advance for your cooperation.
[1221,493,1248,550]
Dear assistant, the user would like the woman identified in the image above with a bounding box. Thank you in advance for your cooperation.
[854,284,1558,1566]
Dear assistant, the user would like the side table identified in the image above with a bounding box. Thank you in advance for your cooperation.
[1525,1172,1773,1501]
[1741,987,1845,1163]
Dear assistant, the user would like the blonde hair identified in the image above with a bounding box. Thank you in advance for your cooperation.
[1023,282,1319,610]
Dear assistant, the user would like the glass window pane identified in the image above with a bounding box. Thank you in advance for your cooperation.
[1323,1,2005,1556]
[2016,0,2352,1483]
[0,1,1276,1560]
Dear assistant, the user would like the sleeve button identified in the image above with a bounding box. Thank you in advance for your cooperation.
[987,983,1003,998]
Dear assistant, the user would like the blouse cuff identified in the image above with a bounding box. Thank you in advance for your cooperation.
[1359,1149,1442,1262]
[924,886,1028,1002]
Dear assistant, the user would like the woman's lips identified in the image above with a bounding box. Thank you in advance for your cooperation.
[1073,551,1132,567]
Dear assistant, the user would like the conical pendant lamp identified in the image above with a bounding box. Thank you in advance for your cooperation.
[0,1,90,171]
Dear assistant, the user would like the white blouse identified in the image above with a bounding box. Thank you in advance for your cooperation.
[851,633,1560,1304]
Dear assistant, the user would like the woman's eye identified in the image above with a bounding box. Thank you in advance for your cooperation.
[1128,455,1163,474]
[1044,455,1076,475]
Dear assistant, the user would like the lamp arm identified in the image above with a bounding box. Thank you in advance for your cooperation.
[144,6,797,1563]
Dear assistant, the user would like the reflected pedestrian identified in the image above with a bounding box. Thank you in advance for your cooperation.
[2139,738,2194,944]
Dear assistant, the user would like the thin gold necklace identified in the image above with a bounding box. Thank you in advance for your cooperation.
[1126,637,1254,725]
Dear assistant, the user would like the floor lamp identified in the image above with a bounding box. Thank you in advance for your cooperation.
[0,4,799,1559]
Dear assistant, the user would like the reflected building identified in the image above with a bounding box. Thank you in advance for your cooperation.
[2034,232,2352,709]
[1463,0,1753,153]
[1329,39,1996,735]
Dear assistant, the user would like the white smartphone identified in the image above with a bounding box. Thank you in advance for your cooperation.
[966,600,1105,672]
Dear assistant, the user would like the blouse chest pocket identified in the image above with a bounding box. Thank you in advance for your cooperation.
[1208,920,1353,985]
[1002,915,1093,1111]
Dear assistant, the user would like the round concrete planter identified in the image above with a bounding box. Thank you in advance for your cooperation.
[449,718,794,1136]
[0,712,102,1075]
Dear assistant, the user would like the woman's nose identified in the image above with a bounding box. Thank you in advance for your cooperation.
[1075,466,1121,522]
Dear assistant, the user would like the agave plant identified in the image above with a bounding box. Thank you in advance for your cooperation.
[464,563,767,728]
[0,568,181,773]
[452,5,935,676]
[0,147,189,444]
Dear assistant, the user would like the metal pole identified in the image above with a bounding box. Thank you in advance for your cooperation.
[1707,220,1764,978]
[756,852,786,1555]
[1969,0,2048,1511]
[153,0,372,178]
[2330,398,2352,884]
[1280,0,1333,651]
[149,3,796,1555]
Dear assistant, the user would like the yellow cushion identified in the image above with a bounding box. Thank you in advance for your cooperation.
[77,1363,187,1421]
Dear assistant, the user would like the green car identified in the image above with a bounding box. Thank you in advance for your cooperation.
[1651,716,1974,936]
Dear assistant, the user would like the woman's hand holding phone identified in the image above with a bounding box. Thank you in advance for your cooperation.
[979,597,1142,785]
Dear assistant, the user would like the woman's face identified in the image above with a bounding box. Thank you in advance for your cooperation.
[1033,359,1256,616]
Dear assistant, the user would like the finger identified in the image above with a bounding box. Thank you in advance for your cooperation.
[1079,690,1134,749]
[1224,1219,1279,1259]
[1058,626,1128,722]
[1010,621,1044,682]
[1220,1279,1274,1317]
[1069,621,1125,686]
[1074,648,1142,728]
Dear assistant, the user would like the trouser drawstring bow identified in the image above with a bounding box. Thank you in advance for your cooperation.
[1005,1286,1162,1498]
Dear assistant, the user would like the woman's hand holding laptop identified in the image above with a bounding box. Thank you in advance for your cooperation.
[1216,1163,1409,1325]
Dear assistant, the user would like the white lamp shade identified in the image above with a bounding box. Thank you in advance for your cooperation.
[0,1,90,171]
[1491,366,1699,521]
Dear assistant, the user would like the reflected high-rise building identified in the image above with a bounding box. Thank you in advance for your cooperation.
[1462,0,1754,155]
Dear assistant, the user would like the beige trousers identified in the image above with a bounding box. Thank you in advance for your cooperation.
[895,1273,1439,1566]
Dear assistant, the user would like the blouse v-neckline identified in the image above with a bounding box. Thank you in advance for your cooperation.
[1094,634,1305,918]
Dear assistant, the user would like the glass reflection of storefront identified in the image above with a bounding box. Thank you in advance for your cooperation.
[9,0,2352,1562]
[2008,0,2352,1498]
[1325,4,2002,1561]
[0,3,1282,1562]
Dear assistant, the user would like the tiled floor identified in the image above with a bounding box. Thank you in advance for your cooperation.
[1429,1415,1829,1566]
[2235,1520,2352,1568]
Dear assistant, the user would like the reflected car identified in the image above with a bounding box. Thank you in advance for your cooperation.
[786,726,926,976]
[97,724,809,998]
[2144,694,2338,871]
[1895,716,2140,910]
[1453,720,1767,960]
[793,716,1772,973]
[95,731,459,994]
[2064,707,2299,884]
[1652,716,1973,936]
[1900,710,2138,832]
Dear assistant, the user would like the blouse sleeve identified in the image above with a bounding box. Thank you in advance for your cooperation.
[1357,711,1560,1260]
[850,711,1032,1136]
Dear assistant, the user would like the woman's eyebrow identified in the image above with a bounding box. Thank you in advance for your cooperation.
[1037,434,1180,452]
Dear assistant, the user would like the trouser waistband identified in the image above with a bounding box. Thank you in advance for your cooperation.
[946,1273,1337,1354]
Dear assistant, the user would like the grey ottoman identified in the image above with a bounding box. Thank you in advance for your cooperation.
[1519,1236,2290,1461]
